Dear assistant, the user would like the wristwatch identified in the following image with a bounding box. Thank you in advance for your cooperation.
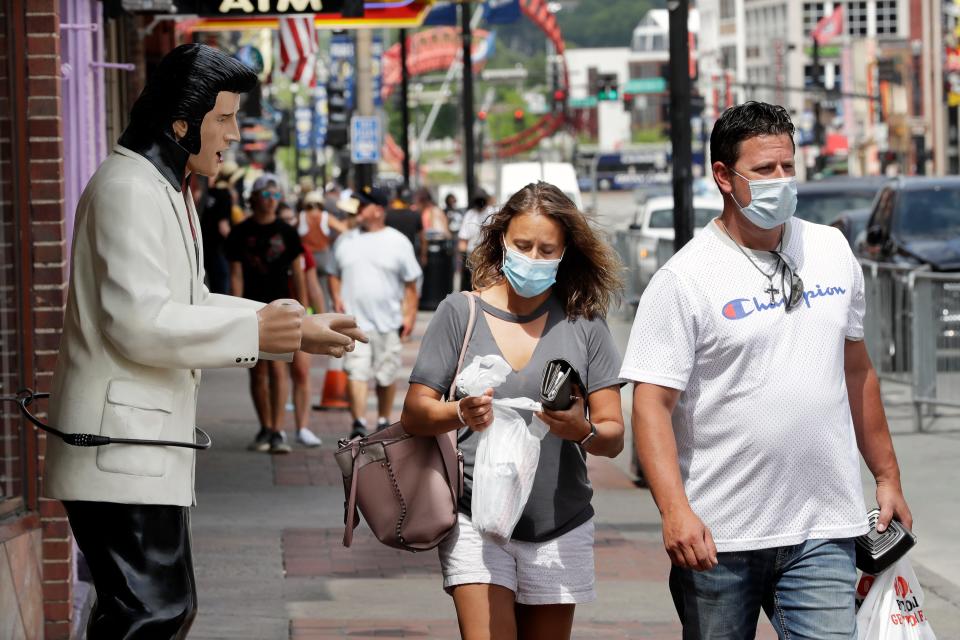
[579,421,598,447]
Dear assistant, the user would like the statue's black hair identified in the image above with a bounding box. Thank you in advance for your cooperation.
[122,44,257,154]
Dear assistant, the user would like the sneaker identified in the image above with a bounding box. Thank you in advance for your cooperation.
[348,419,368,440]
[247,427,272,452]
[375,417,390,432]
[296,427,322,448]
[269,431,292,454]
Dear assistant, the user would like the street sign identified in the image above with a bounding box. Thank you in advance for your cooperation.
[569,96,597,108]
[350,116,381,164]
[174,1,434,29]
[295,106,313,150]
[624,77,666,95]
[182,0,345,16]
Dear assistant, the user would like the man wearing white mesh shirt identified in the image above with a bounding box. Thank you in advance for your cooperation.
[620,102,912,639]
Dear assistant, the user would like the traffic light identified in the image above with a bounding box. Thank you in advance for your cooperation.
[327,79,349,148]
[477,110,487,121]
[551,88,566,112]
[623,93,635,112]
[513,108,525,130]
[596,73,619,101]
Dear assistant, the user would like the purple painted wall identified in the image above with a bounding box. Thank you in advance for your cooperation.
[59,0,108,255]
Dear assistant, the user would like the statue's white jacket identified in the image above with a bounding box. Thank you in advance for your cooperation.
[45,145,264,506]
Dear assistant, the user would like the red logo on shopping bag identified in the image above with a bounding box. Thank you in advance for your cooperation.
[894,576,912,598]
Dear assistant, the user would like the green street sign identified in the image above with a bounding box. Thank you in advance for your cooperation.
[569,96,598,108]
[624,77,667,94]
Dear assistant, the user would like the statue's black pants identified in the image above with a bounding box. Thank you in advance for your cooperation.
[64,501,197,640]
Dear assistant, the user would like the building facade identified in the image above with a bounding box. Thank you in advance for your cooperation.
[696,0,950,177]
[1,2,175,636]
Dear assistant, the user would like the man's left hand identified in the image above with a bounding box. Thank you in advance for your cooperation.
[536,393,590,442]
[301,313,368,357]
[876,480,912,533]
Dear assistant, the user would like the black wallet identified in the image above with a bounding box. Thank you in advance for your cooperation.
[854,508,917,574]
[540,359,584,411]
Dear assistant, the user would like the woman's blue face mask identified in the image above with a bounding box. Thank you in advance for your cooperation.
[502,244,564,298]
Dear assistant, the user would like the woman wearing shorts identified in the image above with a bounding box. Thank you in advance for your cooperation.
[401,182,625,639]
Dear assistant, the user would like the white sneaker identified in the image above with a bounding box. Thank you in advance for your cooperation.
[296,428,322,448]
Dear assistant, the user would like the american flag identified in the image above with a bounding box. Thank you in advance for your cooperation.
[279,16,318,86]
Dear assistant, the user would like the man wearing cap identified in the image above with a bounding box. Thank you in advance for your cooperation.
[330,186,423,438]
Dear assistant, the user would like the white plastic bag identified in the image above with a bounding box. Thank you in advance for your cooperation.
[856,557,936,640]
[456,355,548,544]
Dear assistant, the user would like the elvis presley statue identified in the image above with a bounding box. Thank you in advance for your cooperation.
[43,44,367,638]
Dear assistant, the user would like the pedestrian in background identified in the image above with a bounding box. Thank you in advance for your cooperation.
[278,201,324,448]
[330,186,422,439]
[401,181,625,640]
[444,192,463,234]
[385,186,425,257]
[620,101,912,639]
[414,187,451,264]
[227,174,306,454]
[299,189,347,307]
[457,190,494,292]
[202,164,236,294]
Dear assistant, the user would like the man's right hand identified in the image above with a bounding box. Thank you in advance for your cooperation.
[662,505,718,572]
[257,299,304,354]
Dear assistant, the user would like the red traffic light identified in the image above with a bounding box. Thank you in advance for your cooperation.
[513,108,525,120]
[477,110,487,121]
[553,89,566,102]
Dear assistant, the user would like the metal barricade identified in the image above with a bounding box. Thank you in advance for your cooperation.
[611,229,664,316]
[860,259,960,430]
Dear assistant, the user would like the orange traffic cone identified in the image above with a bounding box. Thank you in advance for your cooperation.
[315,356,349,410]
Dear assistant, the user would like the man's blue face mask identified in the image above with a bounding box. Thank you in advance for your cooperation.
[729,168,798,229]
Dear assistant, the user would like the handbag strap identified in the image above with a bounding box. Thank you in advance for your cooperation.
[342,448,361,547]
[437,291,477,497]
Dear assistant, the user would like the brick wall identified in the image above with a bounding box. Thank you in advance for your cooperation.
[25,2,72,638]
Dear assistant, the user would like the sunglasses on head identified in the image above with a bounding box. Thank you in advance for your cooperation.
[260,190,282,200]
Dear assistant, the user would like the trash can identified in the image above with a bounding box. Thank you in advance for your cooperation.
[419,236,455,311]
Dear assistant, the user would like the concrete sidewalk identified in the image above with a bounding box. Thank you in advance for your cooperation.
[188,311,960,639]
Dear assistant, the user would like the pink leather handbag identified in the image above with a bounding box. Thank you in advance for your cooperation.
[336,292,476,552]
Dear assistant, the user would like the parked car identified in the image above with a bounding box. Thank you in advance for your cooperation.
[859,177,960,270]
[828,207,872,249]
[795,177,888,225]
[624,195,724,292]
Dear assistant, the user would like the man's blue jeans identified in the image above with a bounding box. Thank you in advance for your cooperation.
[669,538,857,639]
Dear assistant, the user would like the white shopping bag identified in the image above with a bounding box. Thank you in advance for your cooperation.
[856,557,936,640]
[456,355,548,544]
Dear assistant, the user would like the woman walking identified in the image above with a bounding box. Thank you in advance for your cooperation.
[401,182,625,640]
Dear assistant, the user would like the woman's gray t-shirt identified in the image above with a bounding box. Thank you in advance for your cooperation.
[409,292,623,543]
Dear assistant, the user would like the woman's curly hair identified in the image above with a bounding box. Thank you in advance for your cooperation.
[469,181,623,320]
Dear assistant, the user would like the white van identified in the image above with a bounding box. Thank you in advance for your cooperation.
[497,162,584,211]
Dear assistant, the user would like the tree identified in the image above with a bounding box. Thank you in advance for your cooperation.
[557,0,658,48]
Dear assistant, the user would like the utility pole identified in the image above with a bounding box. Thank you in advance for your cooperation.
[355,28,375,190]
[812,36,825,175]
[461,1,478,202]
[668,0,693,251]
[400,28,411,190]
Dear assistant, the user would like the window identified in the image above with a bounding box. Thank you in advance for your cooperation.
[847,1,868,36]
[803,2,826,35]
[720,0,736,20]
[876,0,898,36]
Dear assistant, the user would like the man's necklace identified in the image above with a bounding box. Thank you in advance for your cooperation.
[717,219,784,305]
